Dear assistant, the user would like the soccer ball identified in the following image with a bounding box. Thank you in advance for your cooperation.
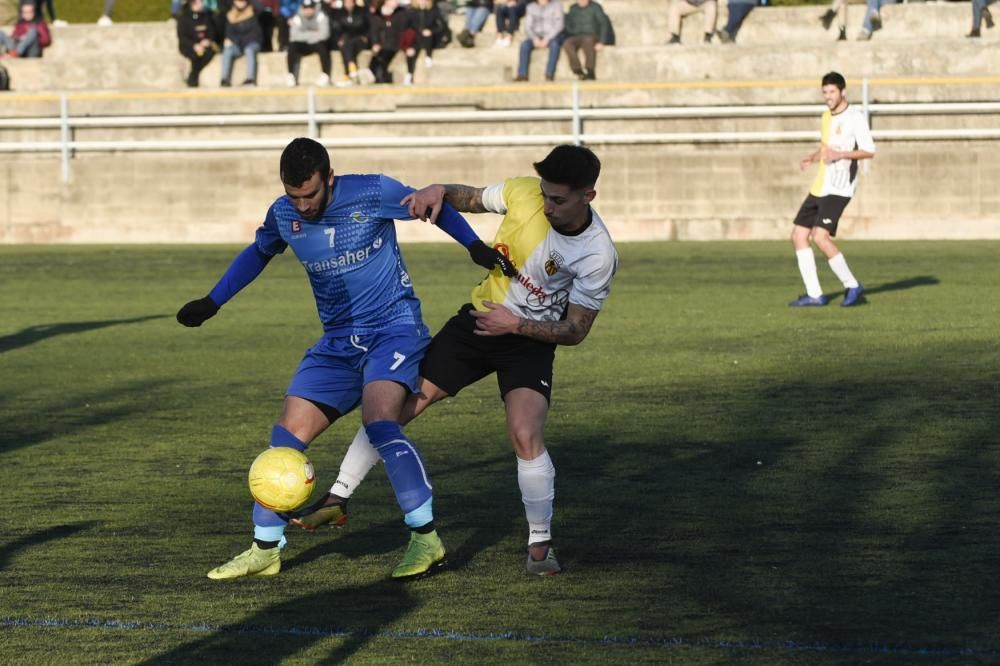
[248,447,316,512]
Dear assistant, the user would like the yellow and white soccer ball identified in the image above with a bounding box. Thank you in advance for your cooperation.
[248,447,316,512]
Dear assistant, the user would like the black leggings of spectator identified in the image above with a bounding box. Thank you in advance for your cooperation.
[32,0,57,22]
[181,46,215,87]
[404,33,435,74]
[277,16,291,51]
[370,48,399,83]
[562,34,599,77]
[288,42,332,79]
[259,11,276,52]
[339,34,369,73]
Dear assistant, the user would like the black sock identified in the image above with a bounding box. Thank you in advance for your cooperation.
[254,539,279,549]
[413,522,435,535]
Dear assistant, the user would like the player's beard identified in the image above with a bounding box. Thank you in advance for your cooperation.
[302,178,331,221]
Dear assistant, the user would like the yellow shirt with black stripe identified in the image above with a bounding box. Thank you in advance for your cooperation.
[473,177,617,321]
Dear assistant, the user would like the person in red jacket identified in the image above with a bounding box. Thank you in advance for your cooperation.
[0,3,51,59]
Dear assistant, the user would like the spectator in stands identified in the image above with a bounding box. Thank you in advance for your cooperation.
[856,0,895,41]
[330,0,370,85]
[257,0,280,51]
[967,0,995,37]
[277,0,302,50]
[98,0,115,26]
[220,0,263,86]
[177,0,218,87]
[406,0,447,76]
[494,0,527,47]
[0,2,50,59]
[172,0,183,18]
[666,0,717,44]
[562,0,612,81]
[287,0,332,86]
[717,0,762,44]
[514,0,563,82]
[368,0,408,84]
[818,0,847,42]
[456,0,493,48]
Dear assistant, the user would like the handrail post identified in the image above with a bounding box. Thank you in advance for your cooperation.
[862,77,871,174]
[571,81,582,145]
[60,94,70,183]
[307,87,318,139]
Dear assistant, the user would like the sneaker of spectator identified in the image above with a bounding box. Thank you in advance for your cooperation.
[97,0,115,26]
[562,0,613,81]
[667,0,718,45]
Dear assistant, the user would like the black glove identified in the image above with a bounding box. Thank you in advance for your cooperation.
[468,240,517,277]
[176,296,220,327]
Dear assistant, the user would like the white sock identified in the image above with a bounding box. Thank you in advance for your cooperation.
[827,253,859,288]
[331,425,380,499]
[517,450,555,545]
[795,248,824,298]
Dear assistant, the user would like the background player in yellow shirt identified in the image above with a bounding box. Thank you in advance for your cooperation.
[790,71,875,307]
[292,145,618,576]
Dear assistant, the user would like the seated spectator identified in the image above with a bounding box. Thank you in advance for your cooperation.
[0,3,51,59]
[330,0,370,85]
[98,0,115,26]
[220,0,263,86]
[514,0,562,82]
[406,0,447,79]
[456,0,493,48]
[818,0,847,42]
[177,0,218,87]
[287,0,332,86]
[368,0,407,84]
[494,0,527,47]
[562,0,612,81]
[967,0,995,37]
[666,0,717,44]
[257,0,279,51]
[717,0,761,44]
[856,0,895,41]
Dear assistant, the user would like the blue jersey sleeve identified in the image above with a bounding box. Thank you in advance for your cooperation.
[377,174,478,247]
[255,204,289,256]
[208,243,273,306]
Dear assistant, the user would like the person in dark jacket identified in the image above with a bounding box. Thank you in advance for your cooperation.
[220,0,264,85]
[177,0,219,87]
[368,0,407,84]
[257,0,280,51]
[561,0,612,81]
[405,0,446,81]
[329,0,370,85]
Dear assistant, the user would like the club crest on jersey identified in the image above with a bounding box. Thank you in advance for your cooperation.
[350,211,369,223]
[544,251,565,276]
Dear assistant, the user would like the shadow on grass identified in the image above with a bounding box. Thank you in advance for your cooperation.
[140,580,417,665]
[0,315,168,354]
[864,275,940,296]
[0,523,98,572]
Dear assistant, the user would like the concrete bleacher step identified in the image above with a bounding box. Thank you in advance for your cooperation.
[1,2,997,95]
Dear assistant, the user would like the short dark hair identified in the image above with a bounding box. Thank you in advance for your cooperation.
[280,138,330,187]
[821,71,846,91]
[533,144,601,190]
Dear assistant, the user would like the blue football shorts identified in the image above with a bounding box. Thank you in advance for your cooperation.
[286,324,432,415]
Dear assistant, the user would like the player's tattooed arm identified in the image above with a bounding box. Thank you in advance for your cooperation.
[471,301,600,345]
[516,304,600,345]
[443,185,488,214]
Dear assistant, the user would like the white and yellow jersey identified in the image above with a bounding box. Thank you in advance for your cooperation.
[810,105,875,199]
[471,177,618,321]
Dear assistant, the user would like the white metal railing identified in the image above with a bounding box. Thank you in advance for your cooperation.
[3,81,1000,182]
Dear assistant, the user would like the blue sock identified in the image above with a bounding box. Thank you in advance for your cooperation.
[404,497,434,529]
[250,424,310,535]
[366,420,433,519]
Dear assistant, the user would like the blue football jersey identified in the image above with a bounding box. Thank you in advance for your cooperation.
[255,174,424,335]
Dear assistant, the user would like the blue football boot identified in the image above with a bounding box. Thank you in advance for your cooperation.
[788,294,829,307]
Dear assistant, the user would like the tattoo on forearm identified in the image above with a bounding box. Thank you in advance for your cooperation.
[444,185,487,214]
[516,308,598,345]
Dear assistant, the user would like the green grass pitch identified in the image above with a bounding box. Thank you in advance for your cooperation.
[1,241,998,664]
